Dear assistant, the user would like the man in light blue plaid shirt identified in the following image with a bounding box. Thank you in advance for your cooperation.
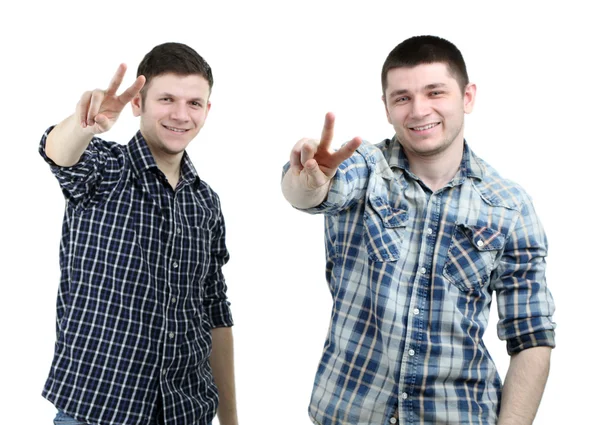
[282,35,556,425]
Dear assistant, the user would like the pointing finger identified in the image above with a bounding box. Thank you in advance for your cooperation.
[330,136,361,167]
[118,75,146,105]
[319,112,335,151]
[105,63,127,96]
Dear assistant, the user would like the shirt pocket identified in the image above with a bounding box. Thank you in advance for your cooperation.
[188,226,213,291]
[363,193,407,262]
[443,224,505,292]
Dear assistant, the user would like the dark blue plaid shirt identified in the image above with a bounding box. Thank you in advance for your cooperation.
[40,128,233,425]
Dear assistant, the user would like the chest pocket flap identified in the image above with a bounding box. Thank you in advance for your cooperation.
[364,193,408,261]
[443,224,506,291]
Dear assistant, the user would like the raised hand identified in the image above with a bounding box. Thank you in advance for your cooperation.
[289,112,361,190]
[45,64,147,167]
[283,112,361,208]
[77,63,146,134]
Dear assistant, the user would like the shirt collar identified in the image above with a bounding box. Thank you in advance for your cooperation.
[127,131,200,186]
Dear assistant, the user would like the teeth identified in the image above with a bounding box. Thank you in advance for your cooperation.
[412,123,437,131]
[166,126,186,132]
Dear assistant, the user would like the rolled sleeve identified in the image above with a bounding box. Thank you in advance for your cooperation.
[493,193,556,354]
[202,201,234,328]
[39,127,115,208]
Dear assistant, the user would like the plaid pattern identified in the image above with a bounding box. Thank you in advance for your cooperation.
[40,129,233,425]
[288,138,555,425]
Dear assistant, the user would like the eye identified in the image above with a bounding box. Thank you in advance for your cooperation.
[160,97,173,102]
[395,96,409,103]
[430,91,443,97]
[190,101,203,108]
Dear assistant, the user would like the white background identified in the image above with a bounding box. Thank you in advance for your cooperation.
[0,1,597,423]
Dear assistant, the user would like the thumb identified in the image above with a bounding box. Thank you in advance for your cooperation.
[304,159,329,188]
[93,114,112,132]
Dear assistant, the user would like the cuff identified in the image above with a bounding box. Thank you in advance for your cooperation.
[506,329,556,355]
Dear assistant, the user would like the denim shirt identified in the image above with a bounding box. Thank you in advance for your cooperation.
[287,138,555,425]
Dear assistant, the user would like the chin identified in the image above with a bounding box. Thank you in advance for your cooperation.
[165,146,188,156]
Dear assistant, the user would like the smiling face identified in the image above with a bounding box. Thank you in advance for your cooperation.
[383,62,476,160]
[132,73,211,162]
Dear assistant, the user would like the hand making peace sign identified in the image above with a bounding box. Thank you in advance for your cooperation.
[288,112,362,191]
[77,63,146,134]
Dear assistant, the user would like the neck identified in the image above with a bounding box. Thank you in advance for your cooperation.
[404,139,464,192]
[147,146,184,190]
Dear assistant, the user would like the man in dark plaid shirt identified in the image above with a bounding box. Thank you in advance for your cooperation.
[40,43,237,425]
[282,36,556,425]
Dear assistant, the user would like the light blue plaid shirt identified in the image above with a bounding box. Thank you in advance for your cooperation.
[286,138,555,425]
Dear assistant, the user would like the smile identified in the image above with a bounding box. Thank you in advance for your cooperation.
[163,125,189,133]
[410,123,439,131]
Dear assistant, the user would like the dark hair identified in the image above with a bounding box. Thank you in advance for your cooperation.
[137,42,213,100]
[381,35,469,93]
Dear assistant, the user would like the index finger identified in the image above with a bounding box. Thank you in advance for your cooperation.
[105,63,127,96]
[319,112,335,151]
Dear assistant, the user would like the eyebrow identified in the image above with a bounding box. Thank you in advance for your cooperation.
[387,83,449,98]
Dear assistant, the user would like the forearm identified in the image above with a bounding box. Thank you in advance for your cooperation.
[497,346,552,425]
[210,326,238,425]
[281,168,331,209]
[45,113,94,167]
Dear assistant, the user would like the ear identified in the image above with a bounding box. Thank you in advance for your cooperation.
[463,83,477,114]
[131,93,142,117]
[382,94,392,124]
[205,101,212,117]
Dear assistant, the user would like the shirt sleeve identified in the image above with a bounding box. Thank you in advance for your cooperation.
[281,141,374,216]
[492,192,556,354]
[39,126,120,209]
[202,194,234,328]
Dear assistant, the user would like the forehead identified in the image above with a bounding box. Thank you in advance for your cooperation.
[144,73,210,99]
[385,63,460,93]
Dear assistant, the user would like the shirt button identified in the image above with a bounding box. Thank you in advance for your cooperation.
[168,332,175,339]
[390,418,397,424]
[172,261,178,269]
[176,228,182,234]
[477,240,484,247]
[408,349,415,356]
[162,369,167,375]
[401,392,408,400]
[426,228,433,235]
[419,267,426,274]
[171,297,177,304]
[413,308,420,315]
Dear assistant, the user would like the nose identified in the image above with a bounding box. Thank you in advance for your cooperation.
[170,101,189,121]
[410,95,431,120]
